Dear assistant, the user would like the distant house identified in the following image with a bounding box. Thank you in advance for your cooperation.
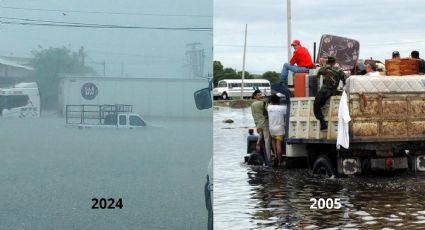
[0,56,33,86]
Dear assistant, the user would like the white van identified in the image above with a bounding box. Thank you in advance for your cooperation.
[0,82,40,118]
[213,79,271,100]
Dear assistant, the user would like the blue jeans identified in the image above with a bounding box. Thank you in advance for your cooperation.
[280,63,310,85]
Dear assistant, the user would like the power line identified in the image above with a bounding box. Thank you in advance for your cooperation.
[88,50,183,60]
[0,17,212,31]
[215,40,425,48]
[0,6,212,18]
[215,44,284,48]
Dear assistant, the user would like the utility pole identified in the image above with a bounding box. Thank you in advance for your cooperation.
[241,24,247,100]
[287,0,292,62]
[186,43,204,78]
[121,63,124,77]
[79,46,85,66]
[102,61,106,77]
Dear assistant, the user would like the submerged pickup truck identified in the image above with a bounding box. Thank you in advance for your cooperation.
[65,104,146,128]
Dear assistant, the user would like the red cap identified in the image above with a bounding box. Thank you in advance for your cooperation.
[291,40,301,46]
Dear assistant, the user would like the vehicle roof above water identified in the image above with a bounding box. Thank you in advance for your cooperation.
[104,113,146,126]
[0,82,38,90]
[14,82,38,88]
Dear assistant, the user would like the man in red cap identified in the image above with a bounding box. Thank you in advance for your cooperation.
[280,39,314,85]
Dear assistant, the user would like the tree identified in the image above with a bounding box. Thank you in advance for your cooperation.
[262,71,280,84]
[213,60,277,86]
[237,71,253,79]
[213,60,223,77]
[30,46,96,110]
[214,60,239,86]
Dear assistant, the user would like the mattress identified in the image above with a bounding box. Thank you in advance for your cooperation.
[346,75,425,93]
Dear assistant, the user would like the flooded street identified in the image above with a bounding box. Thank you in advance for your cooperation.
[0,116,211,230]
[214,106,425,229]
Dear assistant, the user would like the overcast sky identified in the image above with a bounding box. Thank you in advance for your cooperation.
[214,0,425,74]
[0,0,212,78]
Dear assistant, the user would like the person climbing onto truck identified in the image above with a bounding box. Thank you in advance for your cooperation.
[251,90,272,163]
[314,56,346,130]
[267,94,287,167]
[279,39,314,85]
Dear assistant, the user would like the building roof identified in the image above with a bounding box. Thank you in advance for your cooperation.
[0,56,33,71]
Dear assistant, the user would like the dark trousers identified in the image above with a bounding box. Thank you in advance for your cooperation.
[314,87,335,122]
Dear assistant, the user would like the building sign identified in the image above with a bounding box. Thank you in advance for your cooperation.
[81,82,98,100]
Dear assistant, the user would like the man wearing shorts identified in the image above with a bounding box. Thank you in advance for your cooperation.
[267,94,287,167]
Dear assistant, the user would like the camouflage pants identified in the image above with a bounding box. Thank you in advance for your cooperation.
[314,87,336,122]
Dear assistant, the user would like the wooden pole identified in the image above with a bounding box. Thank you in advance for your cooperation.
[241,24,247,100]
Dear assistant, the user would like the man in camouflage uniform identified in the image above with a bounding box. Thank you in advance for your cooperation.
[314,56,346,130]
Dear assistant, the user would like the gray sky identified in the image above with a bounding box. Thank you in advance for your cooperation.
[0,0,212,78]
[214,0,425,74]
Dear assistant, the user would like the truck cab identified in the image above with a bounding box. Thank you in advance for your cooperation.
[104,113,146,128]
[0,82,40,118]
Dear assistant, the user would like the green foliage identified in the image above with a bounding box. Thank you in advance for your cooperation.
[237,71,253,79]
[213,60,279,86]
[213,60,255,86]
[213,60,237,86]
[213,60,223,76]
[30,46,96,110]
[262,71,280,83]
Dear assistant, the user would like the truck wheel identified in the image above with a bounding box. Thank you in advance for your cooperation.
[313,155,336,177]
[221,92,228,100]
[247,152,264,166]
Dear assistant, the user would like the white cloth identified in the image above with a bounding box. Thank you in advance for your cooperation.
[267,104,286,136]
[337,91,351,149]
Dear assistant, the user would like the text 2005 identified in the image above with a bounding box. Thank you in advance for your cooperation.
[91,198,123,209]
[310,198,341,209]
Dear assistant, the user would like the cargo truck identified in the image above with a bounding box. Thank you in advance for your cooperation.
[246,35,425,176]
[58,76,211,118]
[0,82,40,118]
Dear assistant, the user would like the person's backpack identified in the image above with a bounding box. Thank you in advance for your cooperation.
[322,66,343,88]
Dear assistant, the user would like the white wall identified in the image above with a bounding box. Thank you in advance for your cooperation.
[59,77,211,118]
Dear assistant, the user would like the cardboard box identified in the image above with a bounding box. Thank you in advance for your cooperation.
[385,58,419,76]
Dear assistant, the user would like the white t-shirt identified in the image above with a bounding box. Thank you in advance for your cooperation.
[267,104,287,136]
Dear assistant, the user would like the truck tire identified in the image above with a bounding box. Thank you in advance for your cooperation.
[247,152,264,166]
[221,92,228,100]
[313,155,336,177]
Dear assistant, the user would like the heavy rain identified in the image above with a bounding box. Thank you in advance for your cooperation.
[0,0,212,229]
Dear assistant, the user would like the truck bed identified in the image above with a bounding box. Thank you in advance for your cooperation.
[288,88,425,144]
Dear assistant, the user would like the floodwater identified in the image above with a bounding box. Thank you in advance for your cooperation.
[214,106,425,230]
[0,115,211,230]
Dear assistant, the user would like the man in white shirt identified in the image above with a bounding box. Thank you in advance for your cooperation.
[267,94,287,167]
[365,62,380,76]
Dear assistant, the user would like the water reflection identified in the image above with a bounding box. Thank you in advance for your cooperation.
[214,106,425,229]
